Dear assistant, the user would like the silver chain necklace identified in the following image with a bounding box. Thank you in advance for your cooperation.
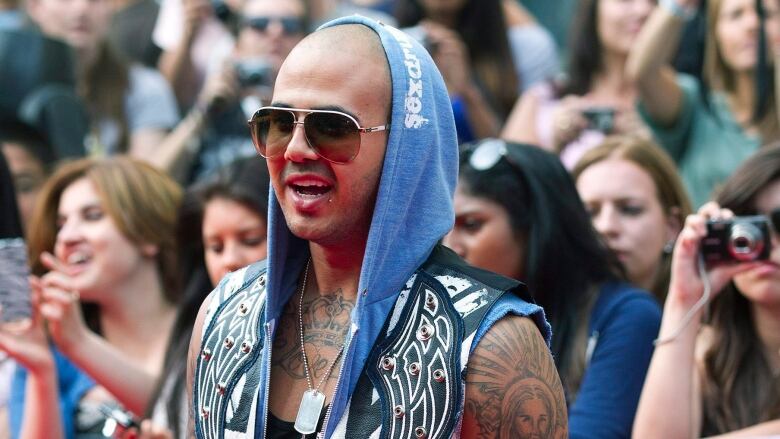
[294,258,347,435]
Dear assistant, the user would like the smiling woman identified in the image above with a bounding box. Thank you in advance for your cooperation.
[0,156,182,439]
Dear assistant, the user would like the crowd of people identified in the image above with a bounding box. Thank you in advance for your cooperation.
[0,0,778,438]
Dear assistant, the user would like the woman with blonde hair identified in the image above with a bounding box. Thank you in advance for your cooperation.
[626,0,780,207]
[573,135,693,302]
[0,156,182,438]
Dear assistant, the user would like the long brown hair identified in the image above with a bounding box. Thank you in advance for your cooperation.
[704,0,780,141]
[572,135,693,302]
[395,0,519,118]
[700,143,780,434]
[79,41,130,152]
[27,156,182,331]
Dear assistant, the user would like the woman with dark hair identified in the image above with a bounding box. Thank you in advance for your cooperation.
[626,0,780,207]
[443,138,662,438]
[0,156,182,439]
[395,0,558,142]
[502,0,655,169]
[633,144,780,437]
[142,156,270,438]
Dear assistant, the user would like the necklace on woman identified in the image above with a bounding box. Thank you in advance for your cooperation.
[294,258,347,435]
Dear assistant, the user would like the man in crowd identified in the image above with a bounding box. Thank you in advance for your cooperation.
[187,15,568,438]
[157,0,307,182]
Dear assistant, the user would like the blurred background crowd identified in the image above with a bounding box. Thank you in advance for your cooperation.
[0,0,779,437]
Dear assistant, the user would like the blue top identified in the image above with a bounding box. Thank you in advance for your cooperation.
[569,282,662,439]
[9,349,95,439]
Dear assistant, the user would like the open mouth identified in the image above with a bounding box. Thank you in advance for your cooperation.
[291,181,332,198]
[65,251,92,269]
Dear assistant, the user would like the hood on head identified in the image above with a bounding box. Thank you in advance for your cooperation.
[263,14,458,434]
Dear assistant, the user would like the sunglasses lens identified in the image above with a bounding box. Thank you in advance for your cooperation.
[246,17,270,31]
[469,138,506,171]
[280,17,302,34]
[771,208,780,234]
[250,108,295,158]
[304,112,360,164]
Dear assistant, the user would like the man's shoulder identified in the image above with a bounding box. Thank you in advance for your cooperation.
[419,244,534,305]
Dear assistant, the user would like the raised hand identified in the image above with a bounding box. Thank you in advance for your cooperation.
[668,202,762,308]
[0,277,54,375]
[36,252,90,355]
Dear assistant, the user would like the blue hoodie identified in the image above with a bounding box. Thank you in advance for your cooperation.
[259,15,460,437]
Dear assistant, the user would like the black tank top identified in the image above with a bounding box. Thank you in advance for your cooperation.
[266,407,327,439]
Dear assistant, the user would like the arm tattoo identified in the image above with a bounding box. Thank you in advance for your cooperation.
[464,317,568,439]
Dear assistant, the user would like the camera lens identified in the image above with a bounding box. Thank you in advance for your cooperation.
[728,222,765,261]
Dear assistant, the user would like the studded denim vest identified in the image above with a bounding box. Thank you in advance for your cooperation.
[193,251,541,439]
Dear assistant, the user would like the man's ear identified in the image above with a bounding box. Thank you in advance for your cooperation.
[141,243,159,258]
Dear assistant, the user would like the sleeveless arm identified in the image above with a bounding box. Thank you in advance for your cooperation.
[186,292,213,438]
[462,315,568,439]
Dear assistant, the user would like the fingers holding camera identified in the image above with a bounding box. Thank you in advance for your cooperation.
[668,203,762,308]
[0,279,54,374]
[421,21,472,96]
[197,62,240,112]
[551,98,588,152]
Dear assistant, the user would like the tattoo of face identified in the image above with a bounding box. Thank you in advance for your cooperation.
[272,289,354,380]
[464,317,568,439]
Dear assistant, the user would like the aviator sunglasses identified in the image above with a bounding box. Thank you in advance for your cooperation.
[248,106,390,164]
[242,16,304,35]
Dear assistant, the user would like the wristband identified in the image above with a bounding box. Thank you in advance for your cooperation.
[660,0,697,21]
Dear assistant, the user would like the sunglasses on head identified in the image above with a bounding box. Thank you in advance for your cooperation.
[247,106,390,164]
[465,138,518,171]
[242,16,303,34]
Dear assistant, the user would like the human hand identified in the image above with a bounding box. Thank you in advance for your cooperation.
[0,279,54,375]
[36,252,89,356]
[668,202,762,309]
[550,97,588,152]
[421,21,472,96]
[118,420,174,439]
[182,0,213,42]
[197,62,241,112]
[612,108,652,139]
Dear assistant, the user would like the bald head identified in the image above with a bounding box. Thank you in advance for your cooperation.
[281,24,392,116]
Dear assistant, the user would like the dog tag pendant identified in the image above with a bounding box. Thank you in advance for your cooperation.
[294,389,325,435]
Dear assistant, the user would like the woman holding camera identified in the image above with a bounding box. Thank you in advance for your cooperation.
[395,0,558,142]
[502,0,655,169]
[444,139,662,438]
[626,0,780,207]
[633,144,780,437]
[0,157,182,439]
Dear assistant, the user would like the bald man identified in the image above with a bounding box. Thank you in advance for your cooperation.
[188,16,567,439]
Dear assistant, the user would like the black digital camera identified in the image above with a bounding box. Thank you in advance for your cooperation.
[235,59,273,87]
[701,216,771,264]
[582,107,615,133]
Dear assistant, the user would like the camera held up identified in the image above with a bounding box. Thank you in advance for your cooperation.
[701,216,772,264]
